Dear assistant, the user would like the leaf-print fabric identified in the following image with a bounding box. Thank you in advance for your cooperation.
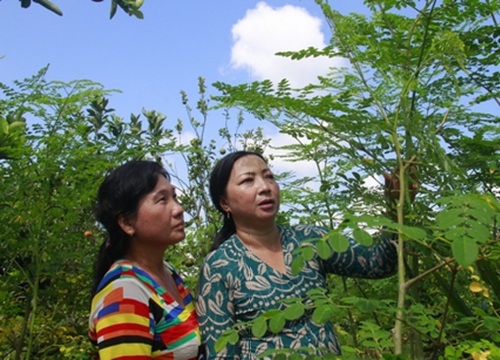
[196,224,397,359]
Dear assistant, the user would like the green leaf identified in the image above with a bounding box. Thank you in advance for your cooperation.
[251,316,267,338]
[291,255,305,276]
[343,297,379,313]
[110,0,118,19]
[283,303,305,321]
[312,305,334,324]
[316,239,332,260]
[353,228,373,246]
[399,225,427,240]
[483,316,500,331]
[324,354,340,360]
[436,209,464,229]
[445,227,465,241]
[468,207,494,225]
[227,330,239,345]
[328,231,349,253]
[32,0,63,16]
[214,334,229,353]
[0,118,8,135]
[301,245,315,261]
[262,309,281,318]
[8,121,26,133]
[348,214,393,228]
[269,312,286,334]
[451,236,478,267]
[468,221,491,243]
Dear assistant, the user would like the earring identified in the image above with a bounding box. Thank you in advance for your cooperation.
[226,211,231,219]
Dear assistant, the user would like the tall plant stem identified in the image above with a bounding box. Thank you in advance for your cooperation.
[393,153,413,354]
[394,212,406,354]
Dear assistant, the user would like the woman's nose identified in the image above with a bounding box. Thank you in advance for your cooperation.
[257,177,271,191]
[174,202,184,215]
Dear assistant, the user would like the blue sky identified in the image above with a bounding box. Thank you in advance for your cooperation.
[2,1,377,181]
[1,1,364,119]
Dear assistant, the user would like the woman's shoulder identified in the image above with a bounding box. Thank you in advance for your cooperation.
[205,235,239,258]
[96,260,153,294]
[280,223,329,240]
[201,237,243,272]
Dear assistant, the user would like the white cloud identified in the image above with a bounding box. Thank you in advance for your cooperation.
[263,128,384,195]
[230,2,343,88]
[175,130,196,146]
[263,130,318,177]
[363,174,382,189]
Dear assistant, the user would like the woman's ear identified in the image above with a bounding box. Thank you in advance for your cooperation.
[219,197,230,213]
[118,214,135,237]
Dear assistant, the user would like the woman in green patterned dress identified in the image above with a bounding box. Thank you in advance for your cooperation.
[197,151,401,359]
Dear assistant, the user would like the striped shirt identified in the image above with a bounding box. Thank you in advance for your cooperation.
[89,259,202,360]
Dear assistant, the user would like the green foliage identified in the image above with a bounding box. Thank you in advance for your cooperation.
[211,0,500,358]
[0,68,271,358]
[0,67,181,359]
[435,194,499,266]
[3,0,500,359]
[16,0,145,19]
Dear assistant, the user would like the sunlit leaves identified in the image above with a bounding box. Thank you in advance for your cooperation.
[398,225,427,240]
[328,231,350,253]
[316,238,332,260]
[353,228,374,246]
[214,328,239,353]
[282,303,305,321]
[251,316,267,338]
[290,253,305,276]
[269,312,286,334]
[451,237,479,267]
[436,194,498,266]
[312,305,336,325]
[301,245,315,261]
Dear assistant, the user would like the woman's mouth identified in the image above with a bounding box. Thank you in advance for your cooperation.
[258,199,274,210]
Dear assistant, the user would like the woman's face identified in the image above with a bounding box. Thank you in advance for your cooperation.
[127,175,185,247]
[220,155,280,228]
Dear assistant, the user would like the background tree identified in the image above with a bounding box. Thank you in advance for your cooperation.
[212,0,500,358]
[0,66,179,359]
[0,67,269,359]
[1,0,499,359]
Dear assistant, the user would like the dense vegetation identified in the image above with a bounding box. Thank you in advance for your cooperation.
[1,0,499,359]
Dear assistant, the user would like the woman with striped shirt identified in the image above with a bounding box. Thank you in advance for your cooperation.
[89,160,204,360]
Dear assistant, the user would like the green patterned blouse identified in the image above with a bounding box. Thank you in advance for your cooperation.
[196,224,397,359]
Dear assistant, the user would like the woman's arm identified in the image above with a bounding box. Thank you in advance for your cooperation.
[323,231,398,279]
[89,278,153,359]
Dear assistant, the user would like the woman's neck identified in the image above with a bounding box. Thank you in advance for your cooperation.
[236,224,286,274]
[125,246,165,277]
[125,251,185,307]
[236,224,281,250]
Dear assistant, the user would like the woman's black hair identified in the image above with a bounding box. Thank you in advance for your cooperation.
[209,150,266,251]
[91,160,169,295]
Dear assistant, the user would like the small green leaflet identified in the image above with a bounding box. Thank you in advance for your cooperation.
[353,228,373,246]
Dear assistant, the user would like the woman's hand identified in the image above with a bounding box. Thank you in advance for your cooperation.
[383,160,419,220]
[383,163,419,202]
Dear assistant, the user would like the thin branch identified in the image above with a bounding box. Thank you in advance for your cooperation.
[434,108,450,135]
[403,257,455,291]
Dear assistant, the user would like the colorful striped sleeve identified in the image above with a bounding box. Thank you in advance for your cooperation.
[89,277,155,360]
